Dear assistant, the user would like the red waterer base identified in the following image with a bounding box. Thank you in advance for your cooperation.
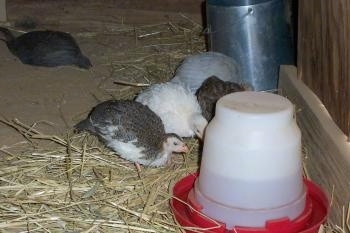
[170,173,329,233]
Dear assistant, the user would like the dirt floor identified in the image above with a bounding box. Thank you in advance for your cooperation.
[0,0,204,147]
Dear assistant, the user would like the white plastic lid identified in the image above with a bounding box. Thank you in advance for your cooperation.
[196,91,306,228]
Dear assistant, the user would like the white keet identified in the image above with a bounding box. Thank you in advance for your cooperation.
[136,82,208,139]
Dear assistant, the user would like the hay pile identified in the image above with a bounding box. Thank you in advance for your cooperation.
[0,118,201,232]
[86,17,206,101]
[0,18,205,233]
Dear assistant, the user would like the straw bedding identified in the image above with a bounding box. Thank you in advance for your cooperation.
[0,19,204,233]
[0,118,201,232]
[0,16,348,233]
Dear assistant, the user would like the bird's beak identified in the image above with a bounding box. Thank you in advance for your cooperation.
[181,144,189,153]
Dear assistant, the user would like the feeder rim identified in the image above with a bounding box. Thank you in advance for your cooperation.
[207,0,273,7]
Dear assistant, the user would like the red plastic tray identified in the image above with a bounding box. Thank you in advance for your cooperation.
[170,173,329,233]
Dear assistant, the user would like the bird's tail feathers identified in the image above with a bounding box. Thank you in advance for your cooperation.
[77,55,92,69]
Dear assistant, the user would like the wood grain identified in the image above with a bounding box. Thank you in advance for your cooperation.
[0,0,6,22]
[279,65,350,226]
[298,0,350,136]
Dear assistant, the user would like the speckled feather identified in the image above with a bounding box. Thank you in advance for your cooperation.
[196,76,246,121]
[75,100,183,166]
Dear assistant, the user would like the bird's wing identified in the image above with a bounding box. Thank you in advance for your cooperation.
[38,50,78,66]
[91,105,138,143]
[111,124,137,143]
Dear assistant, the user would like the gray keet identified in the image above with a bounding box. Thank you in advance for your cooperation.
[75,100,188,168]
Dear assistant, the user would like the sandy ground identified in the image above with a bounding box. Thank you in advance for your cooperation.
[0,0,203,146]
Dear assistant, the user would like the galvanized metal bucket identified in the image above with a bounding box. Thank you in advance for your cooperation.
[206,0,294,91]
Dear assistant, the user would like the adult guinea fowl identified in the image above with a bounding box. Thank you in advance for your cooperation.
[171,51,245,93]
[75,100,188,169]
[136,82,208,139]
[196,76,247,121]
[0,27,92,69]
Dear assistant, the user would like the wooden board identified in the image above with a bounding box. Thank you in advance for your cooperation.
[279,65,350,225]
[0,0,6,22]
[298,0,350,136]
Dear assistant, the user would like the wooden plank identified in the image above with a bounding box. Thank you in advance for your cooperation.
[0,0,6,22]
[7,0,204,14]
[279,65,350,225]
[5,1,203,31]
[298,0,350,136]
[106,0,204,13]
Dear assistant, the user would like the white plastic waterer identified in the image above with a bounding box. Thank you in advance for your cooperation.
[194,91,306,228]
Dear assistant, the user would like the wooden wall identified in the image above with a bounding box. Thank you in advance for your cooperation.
[0,0,6,21]
[298,0,350,136]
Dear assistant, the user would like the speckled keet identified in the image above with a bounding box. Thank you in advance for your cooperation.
[75,100,188,168]
[196,76,246,121]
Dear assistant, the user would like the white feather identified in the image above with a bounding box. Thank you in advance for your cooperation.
[107,138,145,161]
[171,51,242,93]
[103,135,170,167]
[136,82,205,138]
[147,151,171,167]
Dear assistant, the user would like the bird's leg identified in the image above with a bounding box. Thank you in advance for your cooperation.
[135,162,142,173]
